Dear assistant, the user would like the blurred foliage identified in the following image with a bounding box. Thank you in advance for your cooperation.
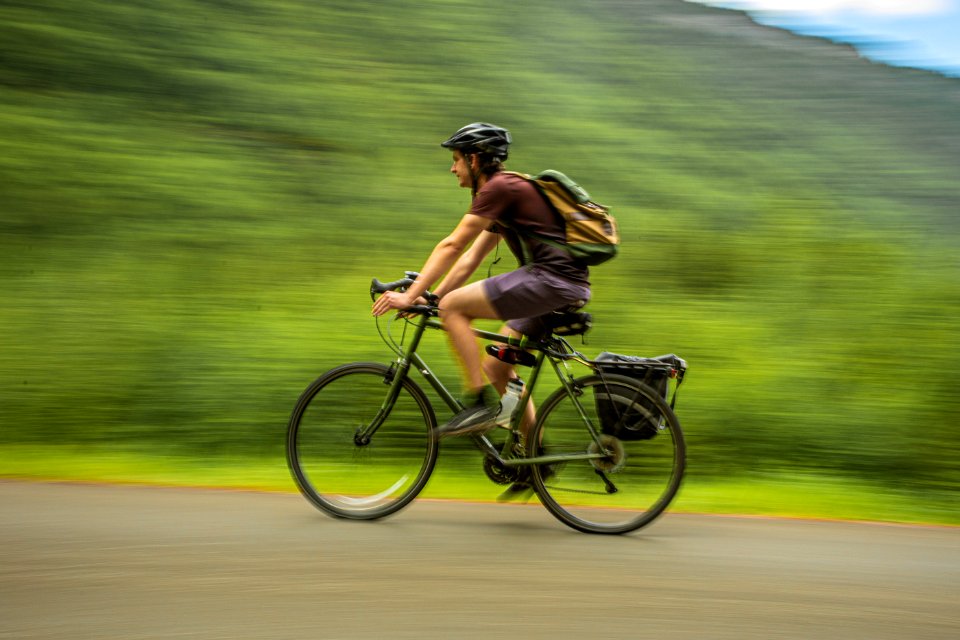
[1,0,959,496]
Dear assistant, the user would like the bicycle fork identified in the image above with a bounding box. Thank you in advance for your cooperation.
[354,317,434,446]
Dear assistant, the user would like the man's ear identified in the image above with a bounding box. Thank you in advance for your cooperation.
[469,154,480,171]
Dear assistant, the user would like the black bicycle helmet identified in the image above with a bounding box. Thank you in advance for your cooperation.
[440,122,512,159]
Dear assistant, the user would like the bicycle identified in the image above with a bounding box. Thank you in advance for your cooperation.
[286,272,688,534]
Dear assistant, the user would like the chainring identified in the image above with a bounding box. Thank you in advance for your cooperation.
[482,457,522,485]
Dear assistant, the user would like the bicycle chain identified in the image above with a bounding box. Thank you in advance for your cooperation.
[539,483,608,496]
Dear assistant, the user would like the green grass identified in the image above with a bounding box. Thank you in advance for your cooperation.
[2,0,959,501]
[3,445,955,527]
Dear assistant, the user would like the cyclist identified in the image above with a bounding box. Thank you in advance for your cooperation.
[371,122,590,441]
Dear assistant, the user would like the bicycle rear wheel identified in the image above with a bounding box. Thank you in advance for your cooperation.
[286,362,438,520]
[529,374,685,534]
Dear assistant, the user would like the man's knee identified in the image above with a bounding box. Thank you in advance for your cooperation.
[440,282,498,321]
[438,289,469,321]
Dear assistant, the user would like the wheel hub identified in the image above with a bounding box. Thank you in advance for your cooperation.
[588,434,626,474]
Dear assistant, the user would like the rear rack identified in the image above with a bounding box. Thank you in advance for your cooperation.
[589,353,688,382]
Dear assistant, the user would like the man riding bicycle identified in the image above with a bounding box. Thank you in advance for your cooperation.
[371,122,591,441]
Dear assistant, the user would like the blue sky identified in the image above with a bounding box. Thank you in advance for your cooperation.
[687,0,960,77]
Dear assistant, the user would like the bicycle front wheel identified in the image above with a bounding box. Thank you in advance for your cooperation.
[286,362,439,520]
[529,374,685,534]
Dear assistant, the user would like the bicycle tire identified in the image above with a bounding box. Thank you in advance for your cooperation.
[286,362,439,520]
[529,373,685,534]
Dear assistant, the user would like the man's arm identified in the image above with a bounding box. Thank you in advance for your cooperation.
[433,229,500,300]
[371,213,490,316]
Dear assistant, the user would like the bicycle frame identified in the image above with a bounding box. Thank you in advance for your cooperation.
[360,311,612,471]
[290,275,688,532]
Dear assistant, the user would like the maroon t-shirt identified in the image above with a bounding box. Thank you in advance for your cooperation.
[469,172,590,284]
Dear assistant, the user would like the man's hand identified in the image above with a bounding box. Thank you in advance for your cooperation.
[371,290,417,317]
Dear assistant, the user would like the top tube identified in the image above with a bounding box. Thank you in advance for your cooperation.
[372,272,543,345]
[371,271,583,360]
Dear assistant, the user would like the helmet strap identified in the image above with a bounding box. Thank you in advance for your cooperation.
[468,153,480,199]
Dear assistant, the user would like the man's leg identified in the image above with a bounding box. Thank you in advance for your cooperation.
[482,326,536,436]
[439,280,501,391]
[489,333,546,502]
[484,324,548,502]
[433,281,502,438]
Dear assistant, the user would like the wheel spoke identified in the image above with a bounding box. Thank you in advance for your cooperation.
[530,374,685,534]
[286,364,437,520]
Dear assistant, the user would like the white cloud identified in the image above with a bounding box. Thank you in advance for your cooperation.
[712,0,952,16]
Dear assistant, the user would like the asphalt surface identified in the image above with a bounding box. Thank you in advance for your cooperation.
[1,480,957,639]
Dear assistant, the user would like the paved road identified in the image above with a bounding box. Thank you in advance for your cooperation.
[1,481,957,639]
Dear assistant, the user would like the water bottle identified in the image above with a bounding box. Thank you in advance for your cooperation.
[496,378,524,427]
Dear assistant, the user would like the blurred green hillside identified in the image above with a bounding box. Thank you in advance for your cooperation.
[2,0,958,517]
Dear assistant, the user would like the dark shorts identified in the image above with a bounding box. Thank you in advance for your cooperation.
[482,265,591,339]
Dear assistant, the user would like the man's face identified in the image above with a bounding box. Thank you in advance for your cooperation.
[450,151,474,189]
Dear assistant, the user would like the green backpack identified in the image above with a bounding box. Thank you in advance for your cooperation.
[505,170,620,266]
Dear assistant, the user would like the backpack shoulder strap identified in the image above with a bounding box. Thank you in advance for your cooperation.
[496,170,610,263]
[488,172,536,265]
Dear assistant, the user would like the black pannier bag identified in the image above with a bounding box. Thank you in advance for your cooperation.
[593,352,686,440]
